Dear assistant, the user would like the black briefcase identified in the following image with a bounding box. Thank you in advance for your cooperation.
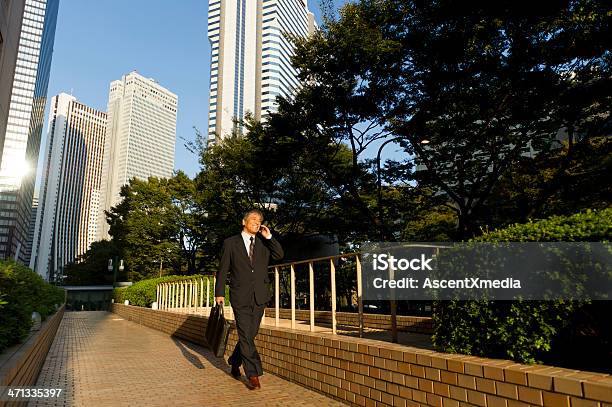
[206,304,231,358]
[205,304,220,346]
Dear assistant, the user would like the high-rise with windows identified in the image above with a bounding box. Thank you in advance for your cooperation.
[97,71,178,240]
[0,0,27,159]
[0,0,59,264]
[207,0,315,143]
[30,93,107,281]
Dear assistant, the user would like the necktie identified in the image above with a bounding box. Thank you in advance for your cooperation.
[249,236,255,268]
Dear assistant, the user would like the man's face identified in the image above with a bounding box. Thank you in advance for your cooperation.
[242,213,263,235]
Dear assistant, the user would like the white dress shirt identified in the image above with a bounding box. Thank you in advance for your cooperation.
[240,231,272,257]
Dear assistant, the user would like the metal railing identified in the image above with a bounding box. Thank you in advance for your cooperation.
[269,252,363,336]
[155,244,448,339]
[157,277,214,312]
[154,254,363,336]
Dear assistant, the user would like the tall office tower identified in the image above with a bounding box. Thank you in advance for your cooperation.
[0,0,59,264]
[207,0,315,143]
[30,93,107,280]
[0,0,26,160]
[97,71,177,240]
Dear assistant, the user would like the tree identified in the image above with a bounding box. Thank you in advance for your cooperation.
[198,118,380,247]
[168,171,209,275]
[481,136,612,229]
[106,172,206,280]
[193,121,386,304]
[284,0,611,238]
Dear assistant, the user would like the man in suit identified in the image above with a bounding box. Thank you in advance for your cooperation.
[215,209,283,390]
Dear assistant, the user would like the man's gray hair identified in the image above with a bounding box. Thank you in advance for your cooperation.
[243,208,264,221]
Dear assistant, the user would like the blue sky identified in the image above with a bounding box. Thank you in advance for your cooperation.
[40,0,349,188]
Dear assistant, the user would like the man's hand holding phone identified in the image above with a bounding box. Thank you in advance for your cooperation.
[258,224,272,239]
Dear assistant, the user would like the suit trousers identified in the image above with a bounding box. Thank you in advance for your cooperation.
[228,293,266,377]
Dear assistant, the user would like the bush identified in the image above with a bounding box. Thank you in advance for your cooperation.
[0,261,65,353]
[432,208,611,369]
[112,275,228,307]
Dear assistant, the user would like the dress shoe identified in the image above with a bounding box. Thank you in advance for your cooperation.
[247,376,261,390]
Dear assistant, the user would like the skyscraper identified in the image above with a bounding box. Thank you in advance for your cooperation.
[30,93,107,280]
[97,71,178,240]
[0,0,59,263]
[0,0,26,159]
[207,0,315,142]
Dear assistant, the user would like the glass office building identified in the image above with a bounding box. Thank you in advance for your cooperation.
[97,71,178,240]
[0,0,59,264]
[207,0,315,143]
[30,93,107,281]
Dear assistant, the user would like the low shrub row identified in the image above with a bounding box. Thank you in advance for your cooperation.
[432,208,611,371]
[0,261,65,353]
[113,274,228,307]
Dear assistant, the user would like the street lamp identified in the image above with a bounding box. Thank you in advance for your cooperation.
[119,259,124,281]
[375,136,430,343]
[109,258,124,288]
[108,259,114,288]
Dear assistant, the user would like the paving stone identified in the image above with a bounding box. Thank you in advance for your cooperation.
[29,312,345,407]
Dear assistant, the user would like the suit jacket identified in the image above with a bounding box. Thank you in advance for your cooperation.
[215,233,284,307]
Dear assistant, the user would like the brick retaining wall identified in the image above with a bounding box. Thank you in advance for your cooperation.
[111,304,612,407]
[0,306,65,407]
[264,308,433,334]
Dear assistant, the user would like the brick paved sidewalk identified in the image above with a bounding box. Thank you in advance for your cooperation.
[29,311,345,407]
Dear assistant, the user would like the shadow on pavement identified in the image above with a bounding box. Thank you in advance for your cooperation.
[171,325,254,390]
[171,337,206,369]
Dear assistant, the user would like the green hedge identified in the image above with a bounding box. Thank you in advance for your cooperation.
[432,208,611,367]
[113,275,228,307]
[0,261,65,353]
[475,208,611,242]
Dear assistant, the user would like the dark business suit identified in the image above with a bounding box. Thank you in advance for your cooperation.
[215,233,283,377]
